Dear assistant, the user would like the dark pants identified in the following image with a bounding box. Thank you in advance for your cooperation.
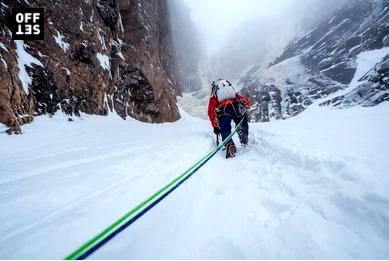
[218,102,249,147]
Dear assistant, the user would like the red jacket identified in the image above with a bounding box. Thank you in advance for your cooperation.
[207,93,250,128]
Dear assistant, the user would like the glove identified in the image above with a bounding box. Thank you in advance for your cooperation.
[213,127,220,135]
[245,105,250,114]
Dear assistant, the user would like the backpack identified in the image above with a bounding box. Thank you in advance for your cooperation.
[211,79,236,103]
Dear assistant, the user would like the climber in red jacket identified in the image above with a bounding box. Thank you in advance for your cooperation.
[208,79,251,158]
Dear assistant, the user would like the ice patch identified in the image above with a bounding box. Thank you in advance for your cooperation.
[1,57,7,69]
[0,42,8,69]
[96,52,110,71]
[15,40,44,93]
[1,2,9,9]
[61,67,71,76]
[118,12,124,32]
[0,42,9,52]
[336,18,351,29]
[97,29,106,51]
[328,15,337,24]
[116,51,125,60]
[111,40,125,60]
[53,30,70,52]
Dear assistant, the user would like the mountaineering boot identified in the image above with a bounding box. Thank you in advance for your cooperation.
[238,129,248,146]
[226,144,236,158]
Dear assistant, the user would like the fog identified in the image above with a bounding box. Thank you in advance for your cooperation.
[183,0,293,55]
[170,0,351,90]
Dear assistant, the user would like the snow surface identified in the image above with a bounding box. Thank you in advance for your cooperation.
[14,40,44,94]
[177,93,208,120]
[1,102,389,259]
[253,56,307,89]
[351,47,389,85]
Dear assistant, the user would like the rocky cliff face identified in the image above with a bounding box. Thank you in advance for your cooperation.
[240,0,389,122]
[0,0,181,134]
[272,0,388,84]
[239,57,345,122]
[320,53,389,107]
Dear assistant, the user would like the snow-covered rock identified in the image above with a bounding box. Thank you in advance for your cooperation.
[321,48,389,107]
[14,40,44,93]
[240,56,344,122]
[52,30,70,52]
[240,0,389,122]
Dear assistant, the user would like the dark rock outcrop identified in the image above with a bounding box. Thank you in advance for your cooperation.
[73,44,95,65]
[29,65,61,115]
[0,0,181,134]
[241,83,283,122]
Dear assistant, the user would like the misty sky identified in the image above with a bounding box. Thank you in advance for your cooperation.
[181,0,349,82]
[184,0,293,55]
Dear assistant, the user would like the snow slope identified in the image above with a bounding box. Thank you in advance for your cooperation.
[1,101,389,259]
[252,56,308,90]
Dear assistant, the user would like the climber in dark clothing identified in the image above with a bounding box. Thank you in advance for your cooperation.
[207,79,251,158]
